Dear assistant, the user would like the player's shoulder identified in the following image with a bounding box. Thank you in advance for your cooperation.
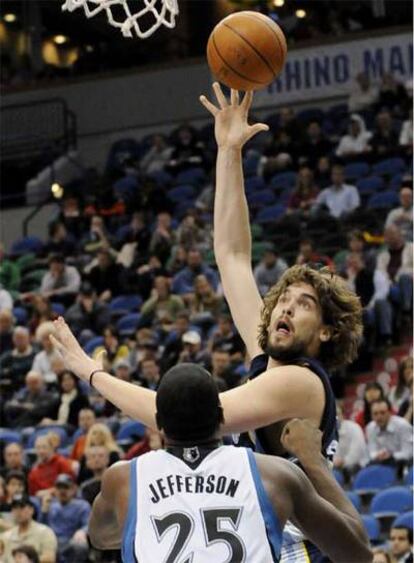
[264,363,324,391]
[102,460,131,486]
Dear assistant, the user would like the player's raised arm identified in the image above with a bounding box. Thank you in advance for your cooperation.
[200,83,268,359]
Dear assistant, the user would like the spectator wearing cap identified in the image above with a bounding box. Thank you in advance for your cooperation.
[366,399,413,469]
[86,248,125,303]
[39,474,89,563]
[141,276,185,324]
[0,327,36,398]
[65,282,110,337]
[12,544,40,563]
[171,249,218,296]
[79,447,110,506]
[0,444,27,480]
[31,323,60,385]
[335,114,372,160]
[0,494,57,563]
[4,371,57,429]
[385,187,413,243]
[312,164,360,219]
[348,72,378,113]
[28,435,74,496]
[389,526,413,563]
[70,409,96,462]
[334,403,368,477]
[295,239,334,269]
[287,166,319,217]
[0,309,14,354]
[254,245,288,296]
[39,255,80,307]
[179,331,209,367]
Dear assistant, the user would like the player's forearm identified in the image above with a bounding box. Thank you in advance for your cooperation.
[214,147,252,261]
[91,372,157,429]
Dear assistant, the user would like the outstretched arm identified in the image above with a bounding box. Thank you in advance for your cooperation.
[200,84,268,359]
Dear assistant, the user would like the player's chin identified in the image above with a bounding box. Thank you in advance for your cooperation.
[269,332,293,347]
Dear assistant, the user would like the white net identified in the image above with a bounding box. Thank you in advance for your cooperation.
[62,0,179,39]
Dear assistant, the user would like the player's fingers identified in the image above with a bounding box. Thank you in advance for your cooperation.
[230,89,239,106]
[241,90,253,112]
[95,349,107,369]
[199,95,218,116]
[248,123,269,137]
[213,82,229,108]
[49,334,64,353]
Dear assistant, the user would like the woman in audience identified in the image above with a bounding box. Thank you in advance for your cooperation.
[27,296,57,335]
[354,382,386,429]
[287,166,319,216]
[189,275,223,320]
[92,325,129,372]
[389,356,413,412]
[40,370,89,431]
[77,423,122,483]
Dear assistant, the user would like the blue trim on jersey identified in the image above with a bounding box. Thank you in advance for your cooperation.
[122,458,138,563]
[246,449,282,560]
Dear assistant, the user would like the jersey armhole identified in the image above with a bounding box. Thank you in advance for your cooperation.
[122,458,138,563]
[246,449,283,560]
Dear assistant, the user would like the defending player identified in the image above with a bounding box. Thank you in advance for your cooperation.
[88,364,371,562]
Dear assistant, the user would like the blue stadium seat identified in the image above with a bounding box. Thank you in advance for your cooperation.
[255,205,286,224]
[356,176,385,194]
[243,152,261,177]
[0,429,22,444]
[168,185,196,203]
[393,511,414,529]
[361,515,380,542]
[113,176,139,201]
[371,487,413,518]
[105,138,141,175]
[296,107,325,124]
[333,469,345,486]
[404,466,413,488]
[372,157,406,177]
[84,336,104,355]
[353,465,396,495]
[175,167,205,185]
[51,302,66,316]
[11,236,44,256]
[346,492,362,511]
[367,191,399,209]
[147,170,173,187]
[245,177,266,193]
[12,307,28,325]
[116,420,146,443]
[345,162,370,181]
[109,295,142,314]
[26,426,69,449]
[247,190,276,207]
[390,173,404,191]
[270,171,297,190]
[117,313,142,336]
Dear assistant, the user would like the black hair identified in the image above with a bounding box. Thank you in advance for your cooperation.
[5,471,26,487]
[391,526,413,545]
[363,382,385,425]
[12,545,40,563]
[370,397,392,412]
[156,363,223,443]
[58,370,82,393]
[48,253,65,265]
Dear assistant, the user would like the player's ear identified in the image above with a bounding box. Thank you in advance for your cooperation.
[319,325,332,343]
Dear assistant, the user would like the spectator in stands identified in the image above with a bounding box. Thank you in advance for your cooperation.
[127,254,167,300]
[39,255,80,307]
[141,276,184,324]
[295,238,333,269]
[166,126,205,175]
[278,107,305,141]
[57,196,85,239]
[86,249,125,302]
[80,446,110,506]
[354,382,386,429]
[1,472,26,511]
[287,166,319,216]
[28,434,74,496]
[172,248,218,295]
[377,73,409,114]
[136,358,161,390]
[344,252,392,344]
[254,244,288,296]
[348,72,378,113]
[298,120,332,168]
[208,314,239,352]
[372,548,396,563]
[140,134,173,175]
[11,545,41,563]
[39,474,89,563]
[399,108,413,157]
[315,156,332,189]
[70,409,96,462]
[312,163,360,218]
[124,428,163,461]
[40,370,89,431]
[178,330,209,367]
[0,309,14,354]
[176,212,211,252]
[261,128,297,179]
[80,216,111,255]
[0,444,27,480]
[334,403,368,476]
[31,323,59,385]
[149,212,176,265]
[189,274,223,320]
[336,230,377,273]
[385,187,413,243]
[92,326,129,372]
[160,311,191,370]
[0,285,13,312]
[44,222,76,257]
[78,424,122,483]
[117,212,151,257]
[0,327,36,397]
[369,110,399,161]
[4,371,57,428]
[389,357,413,413]
[0,495,57,563]
[366,398,413,468]
[335,114,372,160]
[0,244,20,294]
[389,526,413,563]
[27,297,56,336]
[65,282,110,337]
[166,245,188,275]
[377,225,413,315]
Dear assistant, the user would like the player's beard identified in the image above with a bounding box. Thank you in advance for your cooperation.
[264,333,308,364]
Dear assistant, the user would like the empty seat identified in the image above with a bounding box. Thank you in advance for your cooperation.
[370,487,412,518]
[361,515,381,542]
[26,426,69,449]
[346,491,362,511]
[393,511,413,529]
[83,336,105,355]
[357,176,385,194]
[345,162,370,181]
[367,191,399,209]
[255,205,286,224]
[116,313,143,336]
[372,157,406,177]
[353,465,396,495]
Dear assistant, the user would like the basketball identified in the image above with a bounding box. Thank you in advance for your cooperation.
[206,11,287,91]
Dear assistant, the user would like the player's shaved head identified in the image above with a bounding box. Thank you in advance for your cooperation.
[156,363,223,442]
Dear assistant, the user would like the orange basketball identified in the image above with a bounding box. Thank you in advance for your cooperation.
[207,11,287,91]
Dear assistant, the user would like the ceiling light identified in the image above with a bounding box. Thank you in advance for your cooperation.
[4,13,17,23]
[295,9,306,18]
[53,35,68,45]
[273,0,284,7]
[51,183,64,199]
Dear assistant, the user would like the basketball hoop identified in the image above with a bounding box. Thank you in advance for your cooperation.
[61,0,179,39]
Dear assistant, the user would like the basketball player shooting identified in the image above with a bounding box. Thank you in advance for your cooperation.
[87,364,370,562]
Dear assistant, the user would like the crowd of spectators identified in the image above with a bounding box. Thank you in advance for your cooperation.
[0,71,412,561]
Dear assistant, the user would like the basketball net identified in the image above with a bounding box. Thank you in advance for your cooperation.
[61,0,179,39]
